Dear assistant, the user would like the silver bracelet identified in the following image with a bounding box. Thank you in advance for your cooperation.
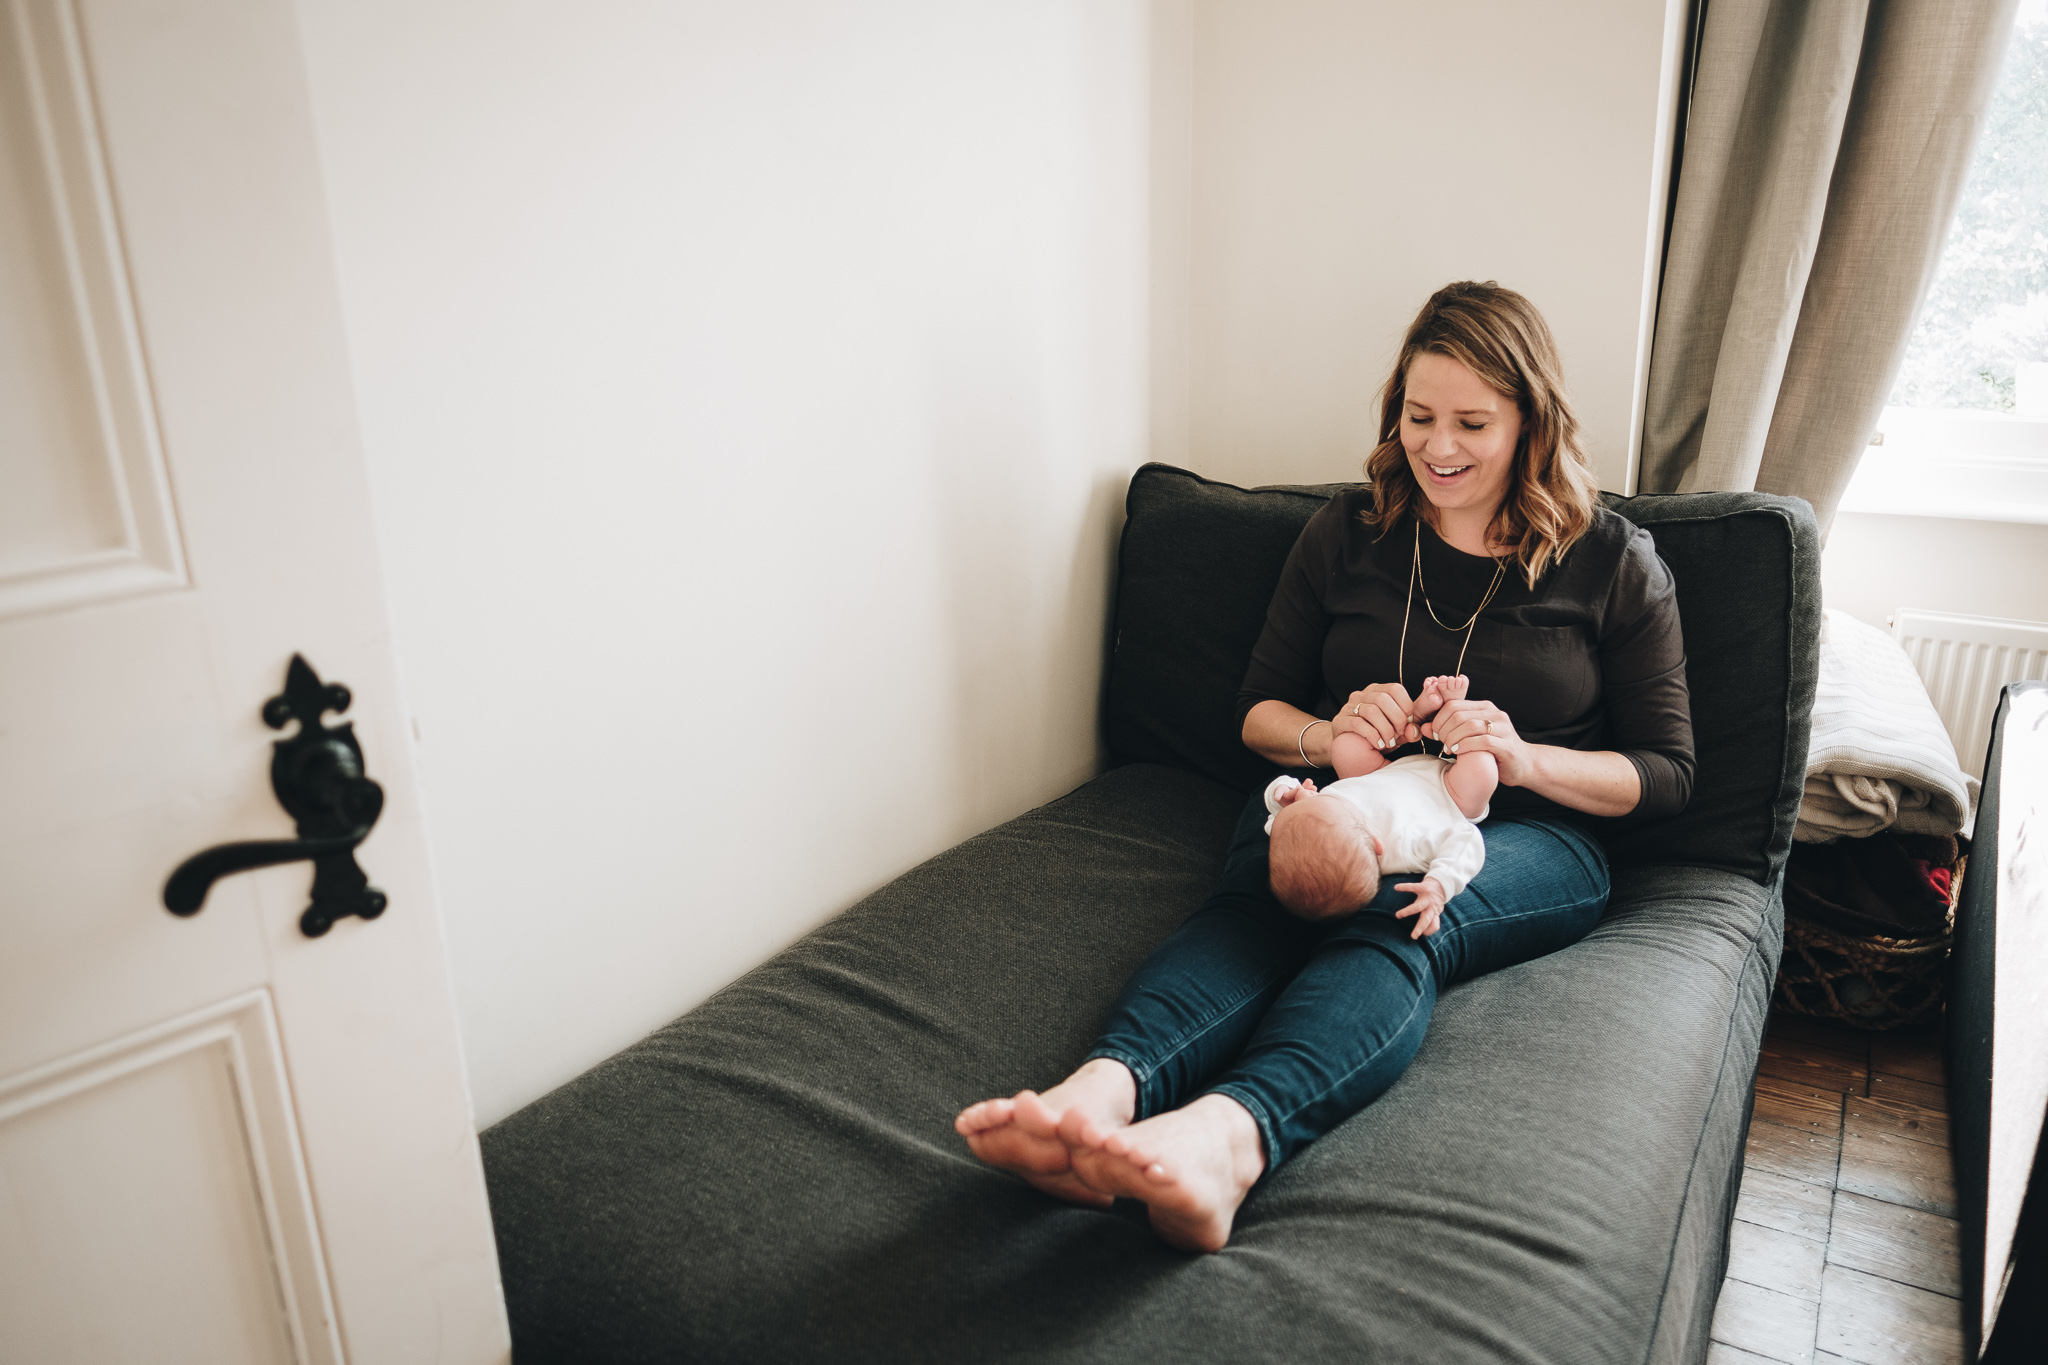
[1297,718,1330,768]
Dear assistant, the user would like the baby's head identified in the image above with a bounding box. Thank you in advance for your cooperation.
[1267,794,1383,920]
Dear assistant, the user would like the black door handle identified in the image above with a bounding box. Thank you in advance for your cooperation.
[164,654,388,937]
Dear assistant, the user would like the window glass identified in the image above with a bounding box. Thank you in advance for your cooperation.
[1890,0,2048,413]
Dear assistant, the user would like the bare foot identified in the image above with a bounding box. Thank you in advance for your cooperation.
[1411,673,1459,721]
[1415,673,1471,732]
[1330,728,1388,779]
[1061,1094,1265,1252]
[955,1058,1136,1208]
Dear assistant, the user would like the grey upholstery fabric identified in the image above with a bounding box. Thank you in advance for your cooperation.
[1640,0,2018,532]
[482,469,1820,1364]
[484,768,1779,1365]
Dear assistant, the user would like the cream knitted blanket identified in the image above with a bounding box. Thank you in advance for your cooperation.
[1796,609,1977,843]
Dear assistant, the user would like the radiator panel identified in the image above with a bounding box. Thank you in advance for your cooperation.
[1893,610,2048,782]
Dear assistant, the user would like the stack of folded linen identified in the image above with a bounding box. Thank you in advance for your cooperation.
[1796,608,1977,844]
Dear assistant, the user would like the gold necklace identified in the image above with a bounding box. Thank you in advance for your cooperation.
[1413,519,1506,631]
[1397,520,1506,760]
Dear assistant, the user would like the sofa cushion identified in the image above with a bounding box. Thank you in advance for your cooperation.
[1596,491,1820,884]
[1102,466,1344,794]
[482,764,1779,1365]
[1103,464,1820,885]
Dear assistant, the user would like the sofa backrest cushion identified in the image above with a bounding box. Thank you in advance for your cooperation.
[1102,463,1820,885]
[1103,466,1343,796]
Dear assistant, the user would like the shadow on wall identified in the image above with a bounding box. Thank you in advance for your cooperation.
[931,329,1052,830]
[928,330,1126,831]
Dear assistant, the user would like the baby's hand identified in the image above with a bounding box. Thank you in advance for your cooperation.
[1275,778,1318,808]
[1393,876,1449,939]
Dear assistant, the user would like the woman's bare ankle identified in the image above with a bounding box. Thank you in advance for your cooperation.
[1051,1057,1137,1127]
[1188,1094,1266,1187]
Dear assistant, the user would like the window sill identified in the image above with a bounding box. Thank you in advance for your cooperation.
[1838,407,2048,525]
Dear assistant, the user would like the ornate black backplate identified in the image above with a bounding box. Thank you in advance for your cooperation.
[164,654,388,937]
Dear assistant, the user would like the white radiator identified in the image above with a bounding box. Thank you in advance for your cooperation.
[1892,609,2048,782]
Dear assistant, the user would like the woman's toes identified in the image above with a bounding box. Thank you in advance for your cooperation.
[1102,1128,1137,1157]
[1012,1091,1061,1137]
[956,1097,1010,1135]
[1058,1107,1110,1151]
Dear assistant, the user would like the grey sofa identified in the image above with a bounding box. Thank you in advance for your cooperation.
[481,464,1822,1364]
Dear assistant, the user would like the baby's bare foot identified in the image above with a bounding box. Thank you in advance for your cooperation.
[1413,673,1465,720]
[1061,1094,1265,1252]
[956,1059,1136,1208]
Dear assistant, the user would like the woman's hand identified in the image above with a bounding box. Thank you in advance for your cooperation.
[1426,700,1645,816]
[1424,698,1533,786]
[1335,683,1422,751]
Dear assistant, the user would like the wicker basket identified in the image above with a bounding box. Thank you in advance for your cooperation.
[1771,833,1962,1031]
[1772,912,1949,1030]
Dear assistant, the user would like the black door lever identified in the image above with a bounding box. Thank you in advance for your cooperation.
[164,654,388,937]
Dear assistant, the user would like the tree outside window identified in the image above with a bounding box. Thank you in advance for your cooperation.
[1892,0,2048,413]
[1848,0,2048,522]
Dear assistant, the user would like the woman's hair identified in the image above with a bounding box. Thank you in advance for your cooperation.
[1363,281,1599,586]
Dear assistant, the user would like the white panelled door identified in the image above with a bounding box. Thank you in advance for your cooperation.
[0,1,506,1361]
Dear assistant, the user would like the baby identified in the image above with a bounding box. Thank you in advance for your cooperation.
[1265,675,1497,938]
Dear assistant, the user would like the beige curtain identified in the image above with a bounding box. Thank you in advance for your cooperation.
[1641,0,2019,531]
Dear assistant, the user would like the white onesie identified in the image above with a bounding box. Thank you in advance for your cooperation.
[1263,755,1489,901]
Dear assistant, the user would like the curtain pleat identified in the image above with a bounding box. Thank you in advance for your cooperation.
[1641,0,2019,532]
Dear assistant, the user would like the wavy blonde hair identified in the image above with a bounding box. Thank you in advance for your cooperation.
[1364,281,1599,587]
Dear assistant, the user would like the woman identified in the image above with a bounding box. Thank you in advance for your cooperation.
[957,281,1694,1252]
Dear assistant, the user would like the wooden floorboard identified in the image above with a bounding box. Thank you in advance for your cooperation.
[1868,1071,1946,1111]
[1712,1278,1819,1364]
[1729,1219,1827,1301]
[1709,1344,1796,1365]
[1826,1189,1960,1298]
[1734,1168,1834,1242]
[1845,1091,1949,1148]
[1712,1008,1964,1365]
[1868,1027,1944,1087]
[1758,1039,1870,1095]
[1815,1264,1966,1365]
[1755,1075,1847,1134]
[1745,1116,1843,1187]
[1838,1126,1957,1218]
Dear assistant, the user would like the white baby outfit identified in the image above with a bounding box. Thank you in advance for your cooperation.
[1263,754,1488,900]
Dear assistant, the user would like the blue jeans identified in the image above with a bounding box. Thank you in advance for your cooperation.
[1085,792,1610,1172]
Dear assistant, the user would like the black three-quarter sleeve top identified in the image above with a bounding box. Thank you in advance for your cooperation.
[1235,490,1695,825]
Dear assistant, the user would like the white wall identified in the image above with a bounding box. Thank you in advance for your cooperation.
[1153,0,1690,493]
[1823,512,2048,631]
[295,0,1149,1127]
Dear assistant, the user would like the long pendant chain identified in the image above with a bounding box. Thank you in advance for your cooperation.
[1397,520,1506,760]
[1414,519,1502,631]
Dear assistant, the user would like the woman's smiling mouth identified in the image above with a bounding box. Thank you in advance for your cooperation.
[1426,463,1471,478]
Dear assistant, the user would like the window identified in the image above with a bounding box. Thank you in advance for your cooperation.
[1842,0,2048,522]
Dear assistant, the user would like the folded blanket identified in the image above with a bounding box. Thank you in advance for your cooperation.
[1796,609,1977,843]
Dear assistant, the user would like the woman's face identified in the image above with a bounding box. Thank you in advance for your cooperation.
[1400,351,1522,524]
